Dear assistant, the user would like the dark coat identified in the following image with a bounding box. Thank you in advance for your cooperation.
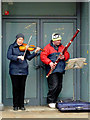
[40,41,70,74]
[7,41,37,75]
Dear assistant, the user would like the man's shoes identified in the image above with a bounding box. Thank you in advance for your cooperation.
[13,107,18,111]
[48,103,56,108]
[19,106,26,110]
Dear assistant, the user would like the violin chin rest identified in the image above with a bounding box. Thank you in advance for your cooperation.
[19,46,26,51]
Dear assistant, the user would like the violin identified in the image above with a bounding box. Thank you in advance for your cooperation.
[19,43,45,52]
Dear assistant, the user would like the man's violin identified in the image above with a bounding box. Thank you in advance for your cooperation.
[19,43,45,52]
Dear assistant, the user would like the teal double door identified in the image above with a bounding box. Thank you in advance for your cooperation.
[3,18,77,106]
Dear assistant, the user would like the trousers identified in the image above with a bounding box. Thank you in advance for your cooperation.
[10,75,27,107]
[47,72,63,104]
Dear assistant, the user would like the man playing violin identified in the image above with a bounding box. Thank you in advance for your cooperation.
[7,33,41,111]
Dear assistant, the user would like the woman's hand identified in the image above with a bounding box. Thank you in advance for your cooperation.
[35,47,41,53]
[17,56,24,61]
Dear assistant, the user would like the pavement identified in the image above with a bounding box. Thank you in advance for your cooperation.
[0,106,89,119]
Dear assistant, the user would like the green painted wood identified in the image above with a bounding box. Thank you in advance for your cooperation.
[2,2,90,105]
[2,2,76,16]
[40,19,77,105]
[3,19,40,105]
[3,18,77,106]
[80,2,89,102]
[0,0,2,104]
[89,2,90,102]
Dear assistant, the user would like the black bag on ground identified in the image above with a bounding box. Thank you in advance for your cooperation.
[56,100,90,112]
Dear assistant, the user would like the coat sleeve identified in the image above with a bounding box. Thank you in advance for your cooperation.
[7,45,18,61]
[64,50,70,61]
[40,45,52,65]
[25,51,38,61]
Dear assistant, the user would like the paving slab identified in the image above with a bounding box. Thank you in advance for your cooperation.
[0,106,89,119]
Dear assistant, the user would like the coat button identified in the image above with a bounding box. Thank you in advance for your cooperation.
[56,55,58,56]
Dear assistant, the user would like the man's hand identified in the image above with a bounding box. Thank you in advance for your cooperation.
[49,62,56,70]
[60,55,65,60]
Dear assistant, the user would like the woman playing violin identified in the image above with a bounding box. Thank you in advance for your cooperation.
[7,33,41,111]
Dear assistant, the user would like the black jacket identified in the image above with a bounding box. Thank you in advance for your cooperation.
[7,42,37,75]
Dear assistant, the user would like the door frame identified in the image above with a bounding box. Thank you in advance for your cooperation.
[40,18,80,105]
[2,16,80,106]
[2,18,41,106]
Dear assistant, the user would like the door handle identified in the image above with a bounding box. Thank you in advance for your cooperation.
[34,65,41,69]
[40,65,45,69]
[34,65,45,69]
[33,55,45,69]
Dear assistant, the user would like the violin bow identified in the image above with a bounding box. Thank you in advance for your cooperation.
[23,35,32,57]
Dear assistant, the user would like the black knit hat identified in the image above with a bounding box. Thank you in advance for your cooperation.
[16,33,24,39]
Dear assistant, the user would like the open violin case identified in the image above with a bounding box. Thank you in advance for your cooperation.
[56,99,90,112]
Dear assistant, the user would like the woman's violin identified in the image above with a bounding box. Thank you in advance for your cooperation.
[19,43,45,52]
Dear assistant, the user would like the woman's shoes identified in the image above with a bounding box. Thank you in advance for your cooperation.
[13,106,26,111]
[13,107,18,111]
[19,106,26,110]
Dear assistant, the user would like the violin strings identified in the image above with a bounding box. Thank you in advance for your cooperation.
[23,35,32,57]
